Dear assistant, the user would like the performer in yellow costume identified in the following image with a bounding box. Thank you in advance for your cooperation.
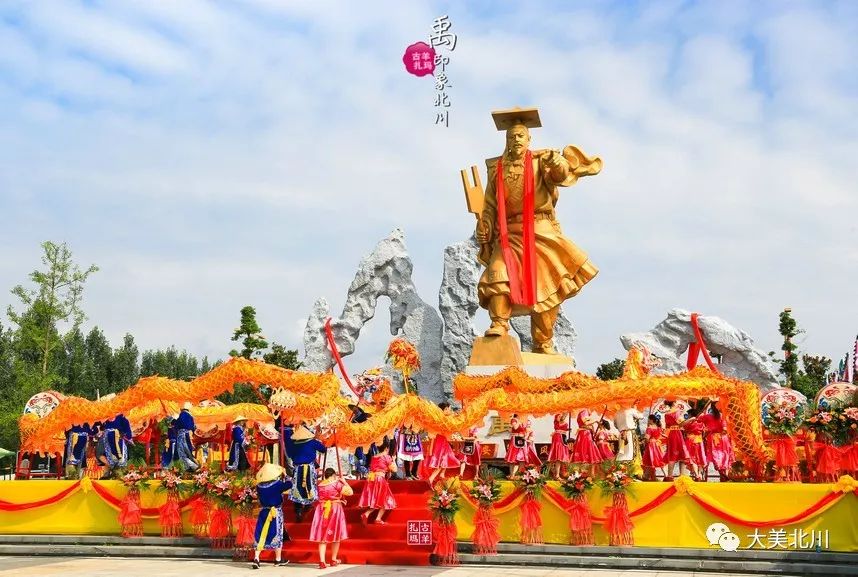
[475,107,602,354]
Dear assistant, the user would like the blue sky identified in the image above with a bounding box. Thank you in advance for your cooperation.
[0,1,856,378]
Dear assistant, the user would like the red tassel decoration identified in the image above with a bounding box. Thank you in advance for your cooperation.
[189,497,210,538]
[568,493,594,545]
[604,492,634,546]
[158,491,183,538]
[471,504,500,555]
[432,518,459,566]
[208,507,234,549]
[519,493,543,545]
[119,488,144,538]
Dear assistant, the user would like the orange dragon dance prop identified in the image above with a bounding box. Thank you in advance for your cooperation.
[22,350,770,465]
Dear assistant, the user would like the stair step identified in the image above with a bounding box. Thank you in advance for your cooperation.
[0,535,203,547]
[0,544,231,558]
[458,552,858,576]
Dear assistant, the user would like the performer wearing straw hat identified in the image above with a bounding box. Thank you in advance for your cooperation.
[283,422,327,522]
[226,415,251,472]
[251,463,292,569]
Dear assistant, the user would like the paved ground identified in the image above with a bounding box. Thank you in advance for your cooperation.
[0,557,771,576]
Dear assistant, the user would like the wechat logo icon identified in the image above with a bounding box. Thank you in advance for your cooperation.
[707,522,740,552]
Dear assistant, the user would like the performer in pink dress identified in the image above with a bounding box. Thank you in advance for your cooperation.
[663,400,692,481]
[699,402,734,481]
[547,414,571,480]
[572,409,602,475]
[455,426,481,479]
[506,414,541,478]
[595,420,615,462]
[310,467,353,569]
[641,414,666,481]
[427,402,460,485]
[358,439,397,525]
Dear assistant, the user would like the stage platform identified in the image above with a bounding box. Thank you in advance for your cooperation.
[1,479,856,554]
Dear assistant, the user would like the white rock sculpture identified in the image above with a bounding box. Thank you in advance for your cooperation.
[301,229,446,403]
[620,308,781,390]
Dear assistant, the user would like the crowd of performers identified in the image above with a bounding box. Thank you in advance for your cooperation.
[55,393,858,569]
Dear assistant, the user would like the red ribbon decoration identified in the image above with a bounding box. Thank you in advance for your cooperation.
[233,515,256,548]
[208,507,232,539]
[495,150,537,306]
[519,493,543,544]
[158,492,183,537]
[432,519,459,566]
[471,505,500,555]
[686,312,720,372]
[324,317,361,399]
[0,481,81,511]
[189,496,211,537]
[690,490,843,528]
[90,481,199,517]
[604,492,634,546]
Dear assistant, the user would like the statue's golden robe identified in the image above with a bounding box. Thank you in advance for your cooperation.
[477,147,601,315]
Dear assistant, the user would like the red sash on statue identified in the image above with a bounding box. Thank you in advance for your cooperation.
[495,150,537,306]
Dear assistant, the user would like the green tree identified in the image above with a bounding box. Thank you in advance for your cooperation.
[84,327,113,398]
[263,342,302,370]
[0,321,22,449]
[794,354,831,400]
[112,333,140,390]
[59,327,87,396]
[7,241,98,376]
[596,358,625,381]
[230,306,268,359]
[140,346,201,380]
[777,308,801,387]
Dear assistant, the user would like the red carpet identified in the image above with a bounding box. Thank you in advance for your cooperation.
[261,480,433,565]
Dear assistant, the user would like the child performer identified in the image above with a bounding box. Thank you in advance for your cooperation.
[507,414,541,479]
[427,403,460,485]
[547,414,571,479]
[251,463,292,569]
[641,414,666,481]
[456,426,481,479]
[663,400,692,481]
[310,467,354,569]
[359,438,397,525]
[572,409,602,476]
[595,419,615,462]
[397,425,424,480]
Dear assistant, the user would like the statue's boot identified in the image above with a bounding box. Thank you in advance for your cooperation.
[484,295,511,337]
[531,305,560,354]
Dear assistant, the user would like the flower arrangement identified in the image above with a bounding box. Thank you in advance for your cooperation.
[560,468,595,498]
[470,477,502,507]
[764,401,805,436]
[207,474,237,509]
[514,465,547,499]
[156,468,183,492]
[599,461,635,497]
[386,338,420,394]
[120,467,151,491]
[232,477,257,514]
[429,480,460,524]
[805,408,838,440]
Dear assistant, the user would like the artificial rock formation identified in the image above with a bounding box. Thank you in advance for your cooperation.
[439,236,577,387]
[302,229,446,403]
[620,308,781,390]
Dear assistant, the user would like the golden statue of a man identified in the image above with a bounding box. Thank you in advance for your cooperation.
[472,107,602,355]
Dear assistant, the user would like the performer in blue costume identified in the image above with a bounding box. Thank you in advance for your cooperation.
[98,413,133,479]
[283,422,326,522]
[252,463,292,569]
[161,415,178,469]
[225,416,250,472]
[174,402,200,471]
[64,423,93,479]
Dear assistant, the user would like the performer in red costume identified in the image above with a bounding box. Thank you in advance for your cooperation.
[572,409,602,476]
[683,406,707,480]
[641,414,666,481]
[455,426,481,479]
[310,467,353,569]
[594,419,615,462]
[698,401,734,481]
[427,403,460,485]
[506,414,540,479]
[547,413,571,480]
[663,400,692,481]
[358,438,397,525]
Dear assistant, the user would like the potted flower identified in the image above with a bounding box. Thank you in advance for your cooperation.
[428,480,460,566]
[513,466,545,545]
[560,468,595,545]
[599,460,634,546]
[469,476,501,555]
